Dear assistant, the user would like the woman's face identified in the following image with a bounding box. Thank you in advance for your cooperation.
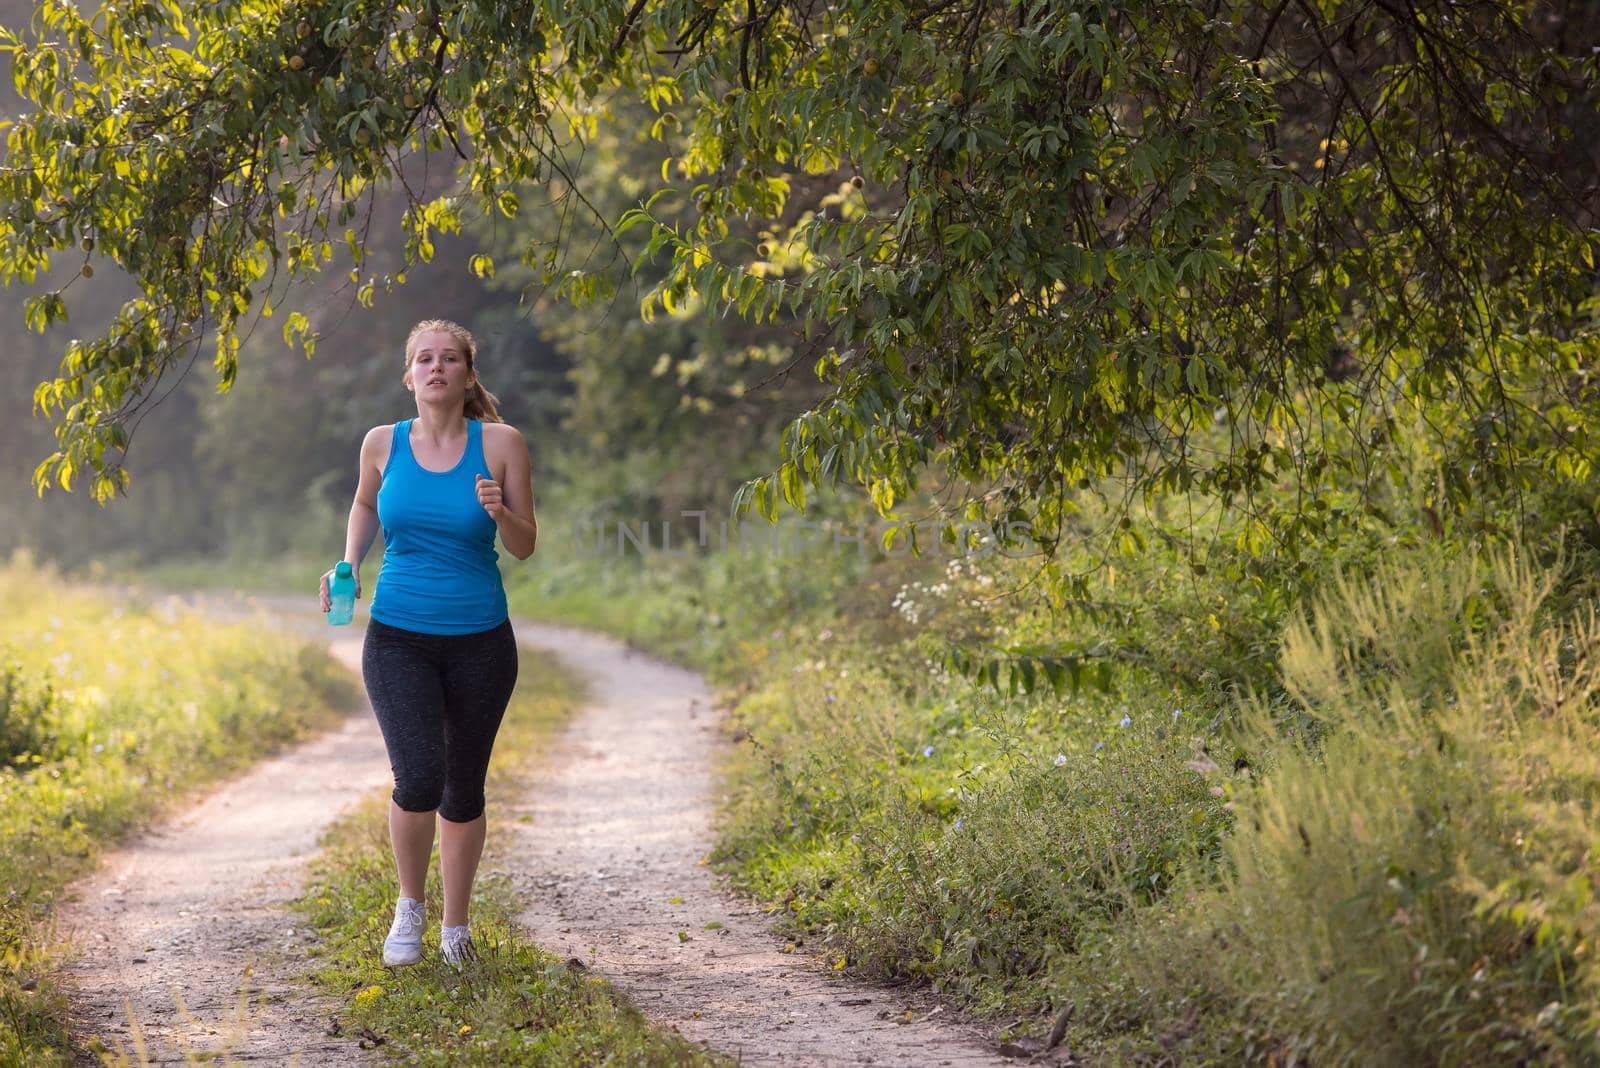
[406,330,474,403]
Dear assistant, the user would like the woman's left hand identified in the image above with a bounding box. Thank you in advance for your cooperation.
[476,473,505,520]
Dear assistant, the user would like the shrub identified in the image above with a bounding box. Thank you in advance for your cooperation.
[1115,547,1600,1064]
[0,662,60,767]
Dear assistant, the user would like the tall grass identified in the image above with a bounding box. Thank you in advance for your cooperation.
[1104,547,1600,1064]
[505,477,1600,1064]
[0,554,356,1065]
[509,529,1242,1019]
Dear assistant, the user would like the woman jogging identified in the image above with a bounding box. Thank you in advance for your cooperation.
[318,318,537,968]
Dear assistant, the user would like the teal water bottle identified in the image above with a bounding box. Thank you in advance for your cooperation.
[328,561,356,626]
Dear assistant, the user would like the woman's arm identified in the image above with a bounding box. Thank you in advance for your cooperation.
[343,427,387,578]
[321,427,387,611]
[478,424,538,561]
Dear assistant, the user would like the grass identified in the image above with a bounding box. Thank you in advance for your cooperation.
[1082,548,1600,1064]
[0,552,357,1066]
[695,549,1237,1025]
[290,642,728,1066]
[73,451,1600,1063]
[500,487,1600,1063]
[132,553,330,600]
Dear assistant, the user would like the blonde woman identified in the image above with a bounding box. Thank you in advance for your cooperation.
[319,319,537,967]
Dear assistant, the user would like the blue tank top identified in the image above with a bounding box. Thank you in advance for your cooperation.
[370,419,508,635]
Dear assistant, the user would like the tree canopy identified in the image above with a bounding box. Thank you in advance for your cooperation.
[3,0,1596,550]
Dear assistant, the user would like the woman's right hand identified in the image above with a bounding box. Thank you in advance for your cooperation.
[318,565,361,614]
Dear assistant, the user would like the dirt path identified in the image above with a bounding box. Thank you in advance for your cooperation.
[58,636,386,1065]
[507,623,1010,1067]
[59,604,1013,1066]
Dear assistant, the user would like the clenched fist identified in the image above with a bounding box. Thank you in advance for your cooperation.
[476,473,505,520]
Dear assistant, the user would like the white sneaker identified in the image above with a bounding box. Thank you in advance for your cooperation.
[382,897,426,966]
[441,924,477,970]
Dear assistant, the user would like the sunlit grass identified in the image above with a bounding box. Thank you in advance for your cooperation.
[0,552,357,1065]
[133,552,328,599]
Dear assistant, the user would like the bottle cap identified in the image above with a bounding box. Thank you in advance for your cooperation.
[335,561,353,577]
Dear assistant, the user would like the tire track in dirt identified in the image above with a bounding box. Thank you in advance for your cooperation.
[506,623,1012,1067]
[58,632,385,1066]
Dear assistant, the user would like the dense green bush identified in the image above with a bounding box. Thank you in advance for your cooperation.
[512,441,1600,1062]
[1064,548,1600,1064]
[0,661,59,767]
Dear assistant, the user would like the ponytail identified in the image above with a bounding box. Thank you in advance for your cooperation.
[404,318,503,423]
[465,380,503,422]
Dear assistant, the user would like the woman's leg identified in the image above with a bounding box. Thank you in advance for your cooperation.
[389,802,437,902]
[362,620,450,898]
[436,620,519,928]
[438,814,487,928]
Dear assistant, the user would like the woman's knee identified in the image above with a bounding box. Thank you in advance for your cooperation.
[392,769,446,813]
[438,786,486,824]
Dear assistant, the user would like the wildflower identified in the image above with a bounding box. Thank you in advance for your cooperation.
[1118,714,1132,728]
[1171,708,1183,719]
[351,984,385,1009]
[954,817,964,830]
[1094,741,1105,751]
[1052,753,1067,767]
[818,628,832,641]
[922,745,936,758]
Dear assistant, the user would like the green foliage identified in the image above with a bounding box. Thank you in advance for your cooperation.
[0,660,58,766]
[680,1,1600,550]
[0,557,354,1066]
[479,105,816,520]
[4,0,1593,558]
[0,0,568,498]
[1088,547,1600,1065]
[717,670,1229,1014]
[510,432,1600,1060]
[506,513,1238,1015]
[293,649,724,1066]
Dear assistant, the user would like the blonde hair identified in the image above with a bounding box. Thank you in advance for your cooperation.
[403,318,503,422]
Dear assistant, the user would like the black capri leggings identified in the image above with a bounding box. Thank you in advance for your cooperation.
[361,617,519,823]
